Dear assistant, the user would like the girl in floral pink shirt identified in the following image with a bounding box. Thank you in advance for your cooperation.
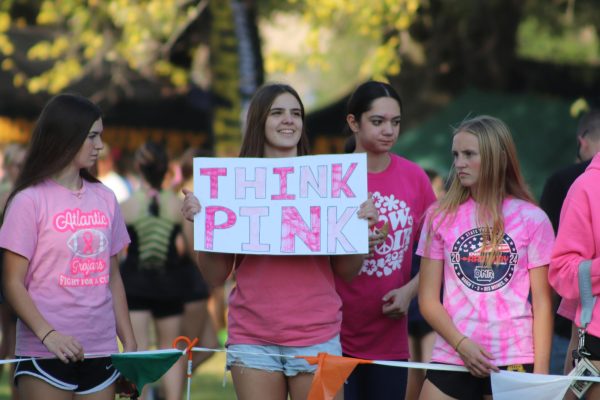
[417,115,554,400]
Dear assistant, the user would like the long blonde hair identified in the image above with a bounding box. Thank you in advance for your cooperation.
[426,115,534,265]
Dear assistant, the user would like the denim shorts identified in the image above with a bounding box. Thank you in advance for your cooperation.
[226,335,341,376]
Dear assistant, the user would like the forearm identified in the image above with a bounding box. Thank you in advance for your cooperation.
[3,251,53,342]
[197,252,234,288]
[109,260,137,351]
[420,297,464,351]
[330,254,364,282]
[419,257,465,350]
[5,280,53,342]
[532,309,552,374]
[531,267,553,374]
[404,273,419,300]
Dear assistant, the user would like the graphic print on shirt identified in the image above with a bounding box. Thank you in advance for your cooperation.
[450,228,518,292]
[54,208,110,287]
[360,191,413,278]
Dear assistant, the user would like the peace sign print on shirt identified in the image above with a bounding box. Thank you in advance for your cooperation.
[360,191,413,278]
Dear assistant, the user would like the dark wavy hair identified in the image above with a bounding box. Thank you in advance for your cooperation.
[344,81,403,136]
[135,141,169,216]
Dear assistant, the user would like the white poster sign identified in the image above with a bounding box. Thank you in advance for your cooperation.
[192,154,368,255]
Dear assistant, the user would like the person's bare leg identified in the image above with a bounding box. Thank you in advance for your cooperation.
[129,310,151,400]
[418,379,457,400]
[230,366,288,400]
[75,383,116,400]
[17,376,73,400]
[181,299,216,370]
[406,334,423,400]
[155,314,185,400]
[193,315,219,370]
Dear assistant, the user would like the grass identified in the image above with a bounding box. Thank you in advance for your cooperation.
[0,352,236,400]
[188,352,236,400]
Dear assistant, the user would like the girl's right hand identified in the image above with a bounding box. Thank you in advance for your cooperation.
[456,337,499,377]
[181,188,202,222]
[42,330,84,364]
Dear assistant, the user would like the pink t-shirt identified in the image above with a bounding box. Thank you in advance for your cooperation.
[0,179,130,357]
[335,154,436,359]
[417,197,554,366]
[227,254,341,346]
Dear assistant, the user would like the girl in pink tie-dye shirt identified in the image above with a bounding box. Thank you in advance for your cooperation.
[416,115,554,400]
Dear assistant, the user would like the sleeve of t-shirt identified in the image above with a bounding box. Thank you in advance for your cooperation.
[110,196,130,256]
[416,208,444,260]
[557,297,577,321]
[0,191,38,260]
[417,172,438,234]
[527,207,555,269]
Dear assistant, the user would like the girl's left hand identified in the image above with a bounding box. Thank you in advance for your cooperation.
[456,338,499,377]
[382,286,412,319]
[358,193,379,228]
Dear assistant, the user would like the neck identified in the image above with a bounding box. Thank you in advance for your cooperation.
[363,151,391,173]
[470,186,479,202]
[53,167,83,191]
[264,147,298,158]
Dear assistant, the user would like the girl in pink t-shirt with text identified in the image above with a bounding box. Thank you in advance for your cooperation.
[0,94,136,400]
[417,115,554,400]
[181,83,379,400]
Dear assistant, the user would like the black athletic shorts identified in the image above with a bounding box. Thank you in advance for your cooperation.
[14,356,119,394]
[126,295,184,318]
[426,363,533,399]
[582,333,600,361]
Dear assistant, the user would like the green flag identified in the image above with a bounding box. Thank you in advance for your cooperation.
[112,349,183,391]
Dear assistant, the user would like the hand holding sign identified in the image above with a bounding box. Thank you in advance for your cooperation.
[181,188,201,222]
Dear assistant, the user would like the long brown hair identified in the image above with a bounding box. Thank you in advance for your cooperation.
[239,83,310,158]
[426,115,534,265]
[3,94,101,220]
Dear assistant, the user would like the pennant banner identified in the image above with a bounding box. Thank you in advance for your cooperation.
[111,349,183,392]
[4,345,600,400]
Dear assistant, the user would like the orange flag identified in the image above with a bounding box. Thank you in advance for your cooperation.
[299,352,373,400]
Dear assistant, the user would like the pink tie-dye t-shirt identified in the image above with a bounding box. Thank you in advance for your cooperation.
[416,197,554,366]
[0,179,130,357]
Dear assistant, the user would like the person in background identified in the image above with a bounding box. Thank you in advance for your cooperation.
[182,83,379,400]
[119,141,189,400]
[97,143,131,203]
[549,145,600,397]
[418,115,554,400]
[177,147,219,372]
[0,93,136,400]
[540,109,600,376]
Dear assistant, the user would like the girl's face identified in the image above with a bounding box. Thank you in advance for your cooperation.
[73,118,104,169]
[350,97,401,154]
[264,92,303,158]
[452,131,481,191]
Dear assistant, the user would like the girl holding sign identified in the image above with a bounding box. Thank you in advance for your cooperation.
[417,115,554,399]
[0,94,137,399]
[182,83,379,400]
[335,81,437,400]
